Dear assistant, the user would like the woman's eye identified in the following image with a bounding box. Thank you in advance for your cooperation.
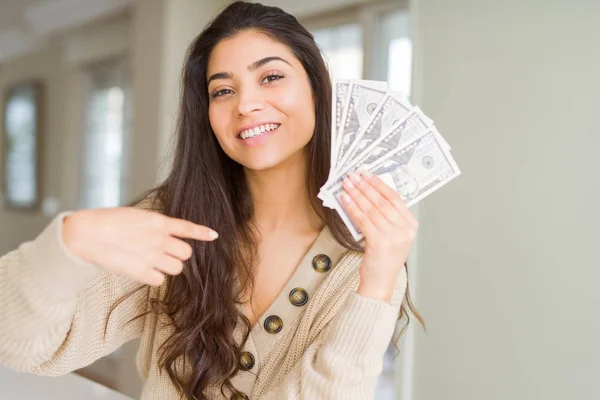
[210,88,233,99]
[261,73,284,84]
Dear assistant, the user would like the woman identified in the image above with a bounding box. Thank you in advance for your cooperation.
[0,2,423,399]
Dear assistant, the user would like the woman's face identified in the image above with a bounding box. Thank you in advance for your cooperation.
[206,30,316,171]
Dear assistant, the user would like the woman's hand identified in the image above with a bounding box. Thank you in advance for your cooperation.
[62,207,219,287]
[341,170,419,303]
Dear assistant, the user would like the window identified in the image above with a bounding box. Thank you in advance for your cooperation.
[311,23,363,80]
[1,82,42,210]
[376,9,412,97]
[80,60,132,209]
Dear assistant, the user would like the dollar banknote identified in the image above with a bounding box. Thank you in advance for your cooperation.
[322,79,461,240]
[336,91,412,171]
[324,130,461,241]
[319,107,433,206]
[333,81,387,170]
[330,80,349,167]
[331,80,387,153]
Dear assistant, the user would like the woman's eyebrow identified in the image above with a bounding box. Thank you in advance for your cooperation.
[207,56,291,86]
[207,72,232,86]
[248,56,291,71]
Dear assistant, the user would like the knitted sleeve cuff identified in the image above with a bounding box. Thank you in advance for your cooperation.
[318,291,400,375]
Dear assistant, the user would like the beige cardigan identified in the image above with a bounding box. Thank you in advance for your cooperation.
[0,211,407,399]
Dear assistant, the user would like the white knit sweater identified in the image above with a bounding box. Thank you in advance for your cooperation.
[0,210,407,399]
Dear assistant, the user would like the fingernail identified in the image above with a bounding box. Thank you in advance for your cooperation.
[209,230,219,239]
[360,170,373,180]
[342,193,352,203]
[349,173,361,183]
[344,177,354,189]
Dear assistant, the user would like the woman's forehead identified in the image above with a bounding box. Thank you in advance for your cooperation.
[207,31,297,76]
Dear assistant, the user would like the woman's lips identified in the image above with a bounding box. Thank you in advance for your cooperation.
[236,124,280,146]
[237,123,281,139]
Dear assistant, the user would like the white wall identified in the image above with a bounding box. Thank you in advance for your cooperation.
[411,0,600,399]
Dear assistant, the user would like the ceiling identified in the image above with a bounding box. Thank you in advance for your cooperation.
[0,0,132,62]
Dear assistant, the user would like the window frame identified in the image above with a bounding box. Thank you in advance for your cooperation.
[300,0,409,81]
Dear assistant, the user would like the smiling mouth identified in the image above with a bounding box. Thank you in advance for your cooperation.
[238,123,281,140]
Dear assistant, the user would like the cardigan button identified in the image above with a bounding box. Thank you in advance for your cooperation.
[312,254,332,272]
[239,351,255,371]
[289,288,309,306]
[230,393,249,400]
[264,315,283,334]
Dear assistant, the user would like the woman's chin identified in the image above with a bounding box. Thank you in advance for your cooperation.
[233,146,307,173]
[241,158,283,172]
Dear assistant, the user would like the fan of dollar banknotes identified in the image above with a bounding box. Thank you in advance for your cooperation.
[318,79,461,241]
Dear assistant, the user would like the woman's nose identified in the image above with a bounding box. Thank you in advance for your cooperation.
[235,90,266,116]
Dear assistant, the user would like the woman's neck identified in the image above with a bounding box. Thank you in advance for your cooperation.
[244,152,323,235]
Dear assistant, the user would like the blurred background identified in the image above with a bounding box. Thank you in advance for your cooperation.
[0,0,598,399]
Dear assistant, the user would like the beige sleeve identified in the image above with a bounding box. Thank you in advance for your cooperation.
[0,212,150,375]
[259,268,408,399]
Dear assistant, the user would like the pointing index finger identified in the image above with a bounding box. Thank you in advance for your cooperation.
[167,218,219,241]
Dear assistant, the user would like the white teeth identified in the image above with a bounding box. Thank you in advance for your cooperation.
[240,123,280,139]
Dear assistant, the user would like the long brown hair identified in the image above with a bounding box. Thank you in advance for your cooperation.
[123,1,425,398]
